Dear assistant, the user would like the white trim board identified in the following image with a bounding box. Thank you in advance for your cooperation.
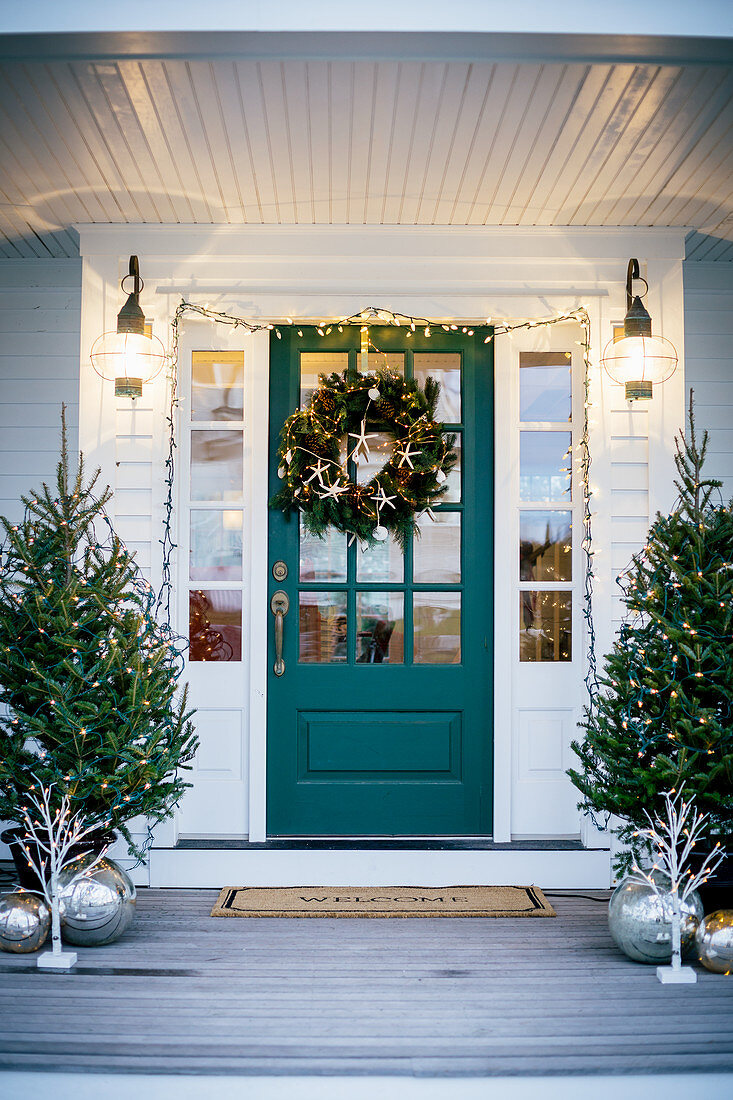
[148,846,611,889]
[4,1073,728,1100]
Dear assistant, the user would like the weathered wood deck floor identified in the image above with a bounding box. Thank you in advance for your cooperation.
[1,889,732,1077]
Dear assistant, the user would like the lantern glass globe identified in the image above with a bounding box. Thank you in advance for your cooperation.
[601,333,677,400]
[90,329,166,398]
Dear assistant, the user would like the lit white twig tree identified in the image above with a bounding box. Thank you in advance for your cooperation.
[629,786,726,984]
[17,776,110,969]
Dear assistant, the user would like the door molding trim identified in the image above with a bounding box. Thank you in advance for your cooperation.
[247,331,270,843]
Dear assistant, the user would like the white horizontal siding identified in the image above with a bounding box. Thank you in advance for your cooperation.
[0,260,81,525]
[683,262,733,504]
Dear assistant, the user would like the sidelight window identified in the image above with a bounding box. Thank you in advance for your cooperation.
[518,352,574,663]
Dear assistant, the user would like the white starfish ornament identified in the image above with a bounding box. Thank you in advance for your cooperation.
[395,443,421,469]
[348,420,379,463]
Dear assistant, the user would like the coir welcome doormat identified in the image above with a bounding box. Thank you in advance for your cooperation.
[211,885,555,918]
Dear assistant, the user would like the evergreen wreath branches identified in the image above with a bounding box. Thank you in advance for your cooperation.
[269,369,457,548]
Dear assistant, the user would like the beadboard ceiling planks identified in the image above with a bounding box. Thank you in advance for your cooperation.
[0,58,730,258]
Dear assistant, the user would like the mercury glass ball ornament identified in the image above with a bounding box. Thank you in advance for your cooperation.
[608,872,703,964]
[0,890,50,953]
[695,910,733,975]
[59,853,136,946]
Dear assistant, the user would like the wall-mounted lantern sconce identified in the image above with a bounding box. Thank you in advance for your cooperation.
[600,259,678,400]
[90,256,166,398]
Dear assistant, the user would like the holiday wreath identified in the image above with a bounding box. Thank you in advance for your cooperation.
[270,370,457,547]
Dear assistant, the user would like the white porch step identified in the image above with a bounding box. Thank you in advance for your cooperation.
[148,845,611,889]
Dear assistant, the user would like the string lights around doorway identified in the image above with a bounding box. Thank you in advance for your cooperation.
[158,301,597,712]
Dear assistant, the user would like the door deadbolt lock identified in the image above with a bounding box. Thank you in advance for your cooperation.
[272,560,288,581]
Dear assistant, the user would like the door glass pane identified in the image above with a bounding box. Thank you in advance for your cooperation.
[442,432,461,503]
[355,430,395,485]
[300,352,348,406]
[189,589,242,662]
[366,351,404,376]
[414,512,461,583]
[191,351,244,421]
[190,510,242,581]
[519,591,572,662]
[413,353,461,422]
[413,592,461,664]
[356,593,404,664]
[520,511,572,582]
[519,431,571,502]
[299,592,348,663]
[300,518,347,582]
[191,430,243,501]
[357,534,404,583]
[520,351,572,422]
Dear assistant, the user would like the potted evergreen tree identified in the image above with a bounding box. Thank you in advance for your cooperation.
[0,412,197,880]
[569,395,733,900]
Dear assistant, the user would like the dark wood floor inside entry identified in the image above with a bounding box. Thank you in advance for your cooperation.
[1,889,732,1077]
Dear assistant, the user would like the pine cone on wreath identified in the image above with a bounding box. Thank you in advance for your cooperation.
[313,390,336,415]
[346,484,368,508]
[302,432,329,455]
[378,398,396,420]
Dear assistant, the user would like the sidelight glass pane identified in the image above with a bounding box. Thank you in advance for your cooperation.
[520,511,572,582]
[520,351,572,422]
[414,512,461,583]
[191,430,243,501]
[413,353,461,422]
[357,533,404,583]
[299,518,347,582]
[356,592,404,664]
[191,351,244,421]
[190,510,242,581]
[299,592,348,663]
[413,592,461,664]
[519,591,572,663]
[520,431,571,502]
[189,589,242,662]
[300,352,348,407]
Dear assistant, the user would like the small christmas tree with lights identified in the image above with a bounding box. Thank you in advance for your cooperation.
[569,394,733,873]
[0,411,197,857]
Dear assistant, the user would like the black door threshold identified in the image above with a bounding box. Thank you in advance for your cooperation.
[174,837,586,852]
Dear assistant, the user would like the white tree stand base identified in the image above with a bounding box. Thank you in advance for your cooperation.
[657,965,697,984]
[37,950,78,970]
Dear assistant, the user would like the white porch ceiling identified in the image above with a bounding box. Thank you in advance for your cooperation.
[0,44,732,260]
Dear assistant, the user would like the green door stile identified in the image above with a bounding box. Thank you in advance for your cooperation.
[267,326,493,837]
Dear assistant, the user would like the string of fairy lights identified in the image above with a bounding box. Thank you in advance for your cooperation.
[163,301,598,704]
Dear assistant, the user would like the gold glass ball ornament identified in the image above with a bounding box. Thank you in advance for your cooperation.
[608,872,703,964]
[59,853,136,946]
[0,890,50,953]
[696,910,733,975]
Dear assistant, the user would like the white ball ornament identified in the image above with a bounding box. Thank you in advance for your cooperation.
[373,526,389,542]
[368,388,381,401]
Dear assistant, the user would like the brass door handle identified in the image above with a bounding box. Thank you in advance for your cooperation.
[270,590,290,677]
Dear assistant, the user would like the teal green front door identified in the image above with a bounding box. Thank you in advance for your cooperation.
[267,326,493,835]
